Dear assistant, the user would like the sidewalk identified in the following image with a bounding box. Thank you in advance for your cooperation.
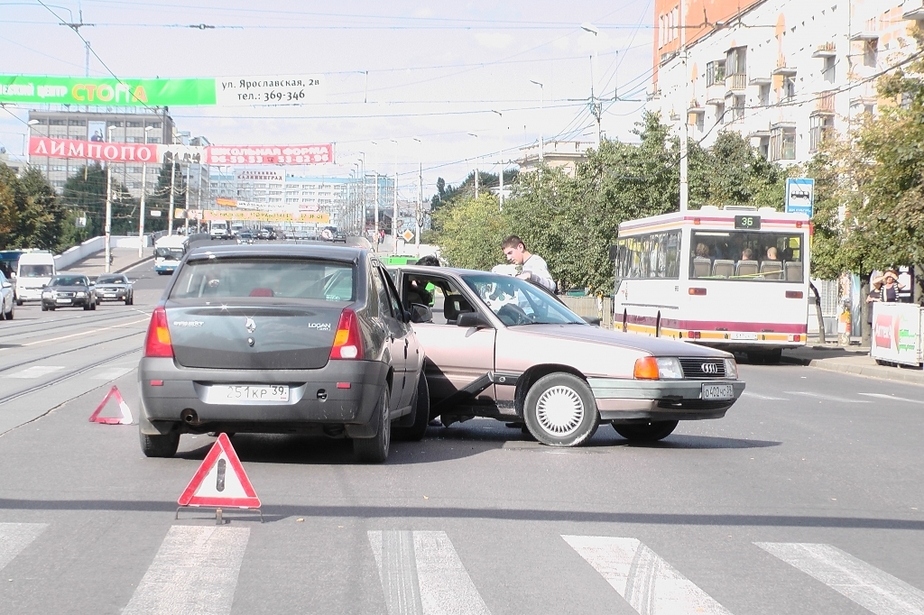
[782,341,924,386]
[60,247,152,276]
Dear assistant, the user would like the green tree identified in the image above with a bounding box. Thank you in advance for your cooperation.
[434,193,508,269]
[0,163,69,251]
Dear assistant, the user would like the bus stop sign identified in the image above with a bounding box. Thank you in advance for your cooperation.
[785,178,814,216]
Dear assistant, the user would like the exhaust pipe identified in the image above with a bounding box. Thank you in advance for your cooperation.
[181,409,200,425]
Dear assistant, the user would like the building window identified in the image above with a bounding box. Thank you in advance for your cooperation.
[823,56,836,83]
[782,77,796,102]
[770,125,796,161]
[810,115,834,153]
[49,119,67,125]
[707,60,726,86]
[864,39,878,68]
[147,122,162,129]
[758,84,770,106]
[730,95,745,120]
[726,46,747,78]
[127,121,143,127]
[68,119,87,126]
[715,102,726,125]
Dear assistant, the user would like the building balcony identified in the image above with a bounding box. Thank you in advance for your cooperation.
[849,31,879,42]
[812,43,837,58]
[725,73,748,93]
[749,76,771,86]
[687,99,706,115]
[772,65,798,76]
[814,90,837,115]
[903,0,924,20]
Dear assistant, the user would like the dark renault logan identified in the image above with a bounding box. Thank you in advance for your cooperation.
[138,244,430,463]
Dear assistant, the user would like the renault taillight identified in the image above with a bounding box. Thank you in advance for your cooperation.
[330,308,363,360]
[144,306,174,358]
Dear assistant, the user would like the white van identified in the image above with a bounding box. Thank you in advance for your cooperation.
[15,251,56,305]
[154,235,190,275]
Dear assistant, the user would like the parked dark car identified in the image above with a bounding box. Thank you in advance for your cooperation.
[41,274,97,311]
[94,273,134,305]
[390,265,745,446]
[258,227,277,240]
[137,244,430,462]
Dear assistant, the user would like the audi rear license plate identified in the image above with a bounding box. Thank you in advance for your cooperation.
[205,384,290,404]
[702,383,734,400]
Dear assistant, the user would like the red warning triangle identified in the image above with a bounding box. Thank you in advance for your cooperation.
[178,433,261,509]
[88,386,133,425]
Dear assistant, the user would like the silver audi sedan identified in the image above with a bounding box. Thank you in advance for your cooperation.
[391,266,746,447]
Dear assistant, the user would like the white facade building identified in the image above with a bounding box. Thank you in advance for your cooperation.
[651,0,923,165]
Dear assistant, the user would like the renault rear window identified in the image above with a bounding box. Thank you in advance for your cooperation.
[169,258,355,301]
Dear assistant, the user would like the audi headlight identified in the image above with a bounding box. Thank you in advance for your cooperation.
[633,356,683,379]
[42,290,53,298]
[76,291,86,298]
[724,358,738,379]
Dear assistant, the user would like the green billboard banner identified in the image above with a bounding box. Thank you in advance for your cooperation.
[0,76,217,106]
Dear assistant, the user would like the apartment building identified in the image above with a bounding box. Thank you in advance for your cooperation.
[651,0,923,164]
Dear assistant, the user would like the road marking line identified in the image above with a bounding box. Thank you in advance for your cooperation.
[22,317,149,347]
[90,367,134,380]
[0,522,48,570]
[122,525,249,615]
[755,542,924,615]
[8,365,65,379]
[563,535,734,615]
[369,530,491,615]
[741,392,787,401]
[859,393,924,404]
[784,391,870,404]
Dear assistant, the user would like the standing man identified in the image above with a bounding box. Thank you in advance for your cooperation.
[501,235,556,293]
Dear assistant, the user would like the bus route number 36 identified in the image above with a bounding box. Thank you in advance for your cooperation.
[734,215,761,230]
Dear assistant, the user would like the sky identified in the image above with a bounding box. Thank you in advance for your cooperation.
[0,0,656,202]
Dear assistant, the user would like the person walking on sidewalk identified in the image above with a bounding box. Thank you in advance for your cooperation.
[501,235,556,293]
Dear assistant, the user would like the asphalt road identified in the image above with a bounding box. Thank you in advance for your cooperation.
[0,260,922,615]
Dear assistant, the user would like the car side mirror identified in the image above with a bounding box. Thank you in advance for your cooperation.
[456,311,490,329]
[408,303,432,324]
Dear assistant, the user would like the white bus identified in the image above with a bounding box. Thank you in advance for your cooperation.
[153,235,189,275]
[612,206,811,363]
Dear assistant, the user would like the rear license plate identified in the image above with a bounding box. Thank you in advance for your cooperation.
[205,384,290,404]
[731,332,758,340]
[702,383,734,400]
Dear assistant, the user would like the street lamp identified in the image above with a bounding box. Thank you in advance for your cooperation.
[138,125,154,257]
[390,138,398,252]
[413,138,422,253]
[104,125,115,273]
[529,80,544,163]
[467,133,480,198]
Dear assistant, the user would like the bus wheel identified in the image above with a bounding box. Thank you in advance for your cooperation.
[613,420,678,442]
[523,373,598,447]
[747,349,782,364]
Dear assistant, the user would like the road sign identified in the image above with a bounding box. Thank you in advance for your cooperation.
[402,229,414,242]
[178,433,261,509]
[785,178,814,216]
[88,385,133,425]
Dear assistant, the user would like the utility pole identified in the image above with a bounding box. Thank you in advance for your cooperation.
[104,125,115,273]
[373,172,379,247]
[530,80,544,163]
[138,126,152,257]
[499,163,504,211]
[581,23,601,149]
[168,152,176,235]
[393,171,398,254]
[679,0,689,212]
[416,161,422,252]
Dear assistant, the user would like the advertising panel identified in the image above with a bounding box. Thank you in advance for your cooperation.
[201,210,330,224]
[29,137,158,163]
[206,144,333,165]
[87,120,107,142]
[215,75,324,107]
[0,76,216,106]
[869,302,923,367]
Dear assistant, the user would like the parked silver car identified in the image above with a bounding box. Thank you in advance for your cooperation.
[0,271,13,320]
[137,244,430,462]
[391,266,746,446]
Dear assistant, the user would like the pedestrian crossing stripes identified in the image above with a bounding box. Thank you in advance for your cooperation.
[0,522,47,571]
[121,526,250,615]
[756,542,924,615]
[563,535,733,615]
[369,530,490,615]
[1,521,922,615]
